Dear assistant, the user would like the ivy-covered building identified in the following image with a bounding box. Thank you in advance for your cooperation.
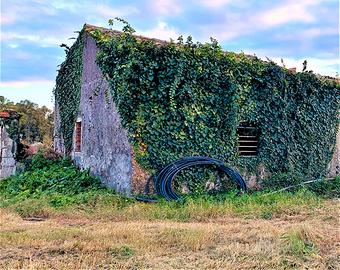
[54,23,339,194]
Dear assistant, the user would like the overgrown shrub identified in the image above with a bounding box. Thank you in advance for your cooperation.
[53,18,338,192]
[90,19,339,184]
[0,152,105,198]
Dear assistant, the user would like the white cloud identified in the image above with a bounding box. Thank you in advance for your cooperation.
[139,21,180,40]
[198,12,254,42]
[242,48,339,76]
[95,4,140,18]
[0,79,54,109]
[275,27,338,40]
[0,1,57,26]
[259,1,316,27]
[198,0,232,9]
[8,43,19,49]
[197,0,325,42]
[2,32,72,47]
[48,0,83,12]
[151,0,182,16]
[279,57,339,76]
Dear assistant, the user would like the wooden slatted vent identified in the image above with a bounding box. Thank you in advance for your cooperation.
[75,121,82,152]
[237,122,259,157]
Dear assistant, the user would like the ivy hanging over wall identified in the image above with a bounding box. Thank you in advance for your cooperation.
[54,19,339,190]
[91,19,339,182]
[54,30,85,153]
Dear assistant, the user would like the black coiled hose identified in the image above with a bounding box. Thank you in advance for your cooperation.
[152,156,247,201]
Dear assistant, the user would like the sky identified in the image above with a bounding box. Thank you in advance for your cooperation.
[0,0,339,109]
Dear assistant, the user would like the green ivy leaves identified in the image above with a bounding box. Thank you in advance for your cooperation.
[56,19,339,190]
[54,30,85,153]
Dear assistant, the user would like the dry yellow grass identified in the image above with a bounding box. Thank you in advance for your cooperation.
[0,200,339,270]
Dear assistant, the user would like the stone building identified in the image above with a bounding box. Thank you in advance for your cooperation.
[54,24,339,194]
[0,110,20,178]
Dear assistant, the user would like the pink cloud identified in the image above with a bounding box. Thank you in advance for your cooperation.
[0,79,53,88]
[150,0,182,16]
[259,1,316,27]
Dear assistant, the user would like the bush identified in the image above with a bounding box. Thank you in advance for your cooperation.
[0,152,107,198]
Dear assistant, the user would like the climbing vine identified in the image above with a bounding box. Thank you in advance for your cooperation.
[55,19,339,189]
[54,30,85,153]
[92,19,339,183]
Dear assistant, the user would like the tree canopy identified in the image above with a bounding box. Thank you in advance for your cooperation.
[0,96,54,145]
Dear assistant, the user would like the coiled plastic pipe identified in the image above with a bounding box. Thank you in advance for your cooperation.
[153,156,247,201]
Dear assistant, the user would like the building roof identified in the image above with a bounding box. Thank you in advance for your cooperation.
[82,24,339,82]
[0,110,21,119]
[84,24,168,46]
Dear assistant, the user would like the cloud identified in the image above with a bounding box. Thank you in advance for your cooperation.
[0,79,52,88]
[242,48,339,76]
[150,0,182,16]
[2,32,67,47]
[259,1,317,27]
[95,4,140,18]
[48,0,84,12]
[7,43,19,49]
[275,57,339,76]
[275,27,338,40]
[139,21,180,40]
[0,79,54,108]
[0,0,57,25]
[0,14,17,25]
[198,0,232,9]
[195,0,328,43]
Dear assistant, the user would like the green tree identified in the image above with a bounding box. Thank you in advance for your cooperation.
[0,96,54,145]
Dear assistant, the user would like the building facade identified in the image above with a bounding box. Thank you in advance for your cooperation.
[54,25,340,194]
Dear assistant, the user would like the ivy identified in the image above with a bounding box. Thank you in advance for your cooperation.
[93,20,339,185]
[54,30,85,153]
[55,19,339,190]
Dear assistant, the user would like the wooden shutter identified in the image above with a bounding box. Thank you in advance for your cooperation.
[75,122,82,152]
[237,122,258,157]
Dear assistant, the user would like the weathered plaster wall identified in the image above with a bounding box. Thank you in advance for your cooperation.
[71,34,132,194]
[0,126,17,178]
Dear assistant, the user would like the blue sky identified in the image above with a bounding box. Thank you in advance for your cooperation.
[0,0,339,109]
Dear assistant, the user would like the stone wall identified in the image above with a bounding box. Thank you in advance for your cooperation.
[0,122,17,179]
[70,34,132,194]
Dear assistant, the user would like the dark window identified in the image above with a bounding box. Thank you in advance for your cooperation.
[237,122,259,157]
[75,122,82,152]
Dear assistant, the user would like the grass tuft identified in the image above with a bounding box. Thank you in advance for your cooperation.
[281,226,319,257]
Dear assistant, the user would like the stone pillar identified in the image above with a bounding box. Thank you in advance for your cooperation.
[0,111,20,179]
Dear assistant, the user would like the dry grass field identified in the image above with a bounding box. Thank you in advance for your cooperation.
[0,195,339,270]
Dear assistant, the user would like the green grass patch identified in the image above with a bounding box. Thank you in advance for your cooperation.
[281,226,319,257]
[0,153,331,221]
